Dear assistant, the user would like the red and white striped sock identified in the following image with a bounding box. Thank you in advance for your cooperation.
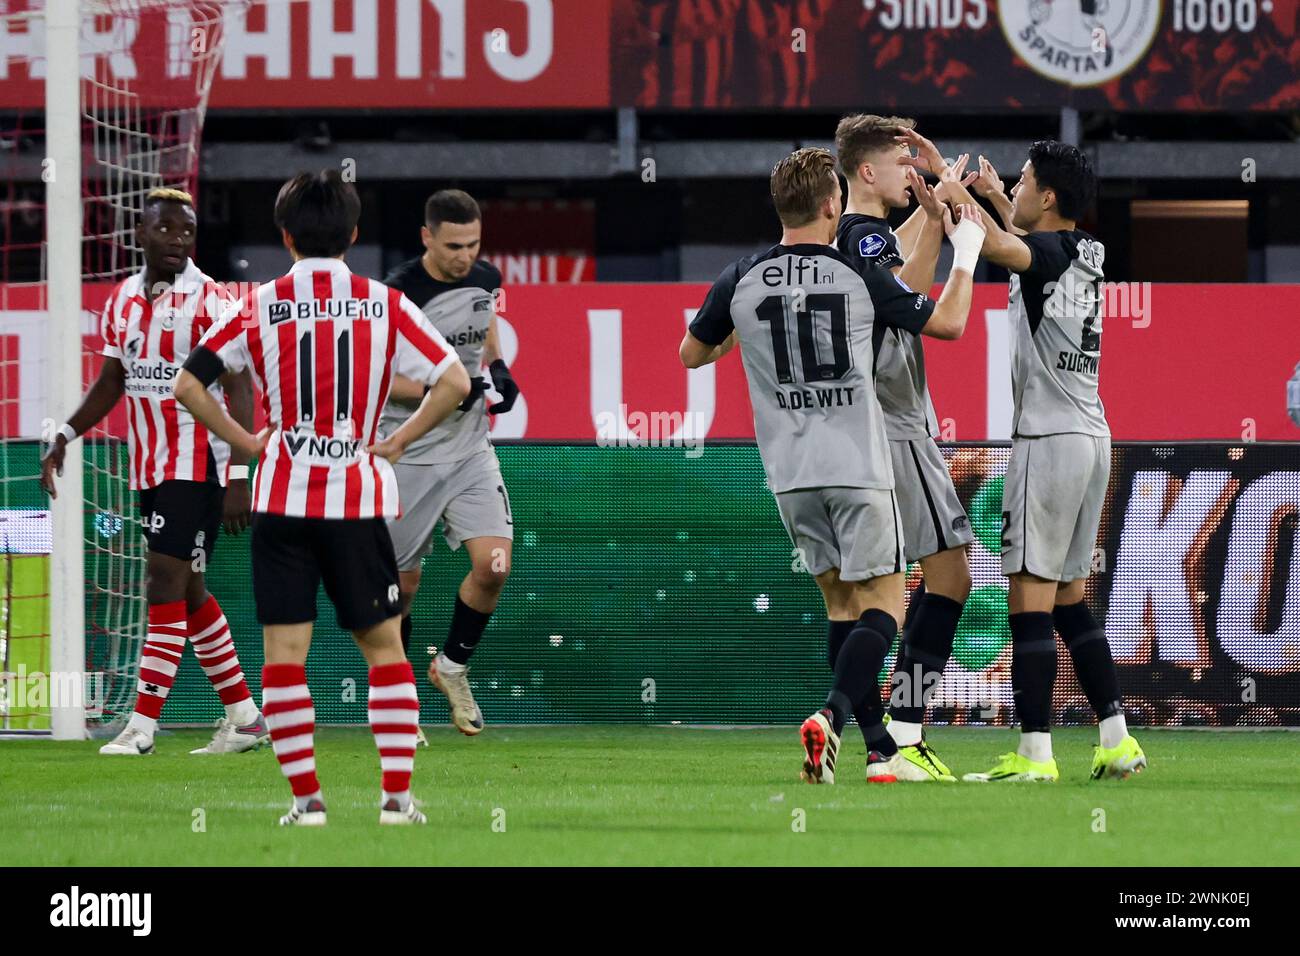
[188,595,257,724]
[127,600,188,736]
[262,663,323,810]
[368,662,419,809]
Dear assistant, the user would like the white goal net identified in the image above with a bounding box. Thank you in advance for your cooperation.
[0,0,241,736]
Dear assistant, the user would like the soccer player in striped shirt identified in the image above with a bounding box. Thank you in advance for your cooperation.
[175,171,470,827]
[40,188,267,757]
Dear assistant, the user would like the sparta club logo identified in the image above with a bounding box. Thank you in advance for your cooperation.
[999,0,1161,87]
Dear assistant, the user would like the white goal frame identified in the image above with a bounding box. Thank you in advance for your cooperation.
[47,0,86,740]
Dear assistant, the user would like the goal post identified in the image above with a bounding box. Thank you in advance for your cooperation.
[46,0,86,741]
[0,0,250,738]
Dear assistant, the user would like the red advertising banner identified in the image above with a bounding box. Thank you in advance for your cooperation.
[614,0,1300,111]
[496,282,1300,442]
[2,1,1295,112]
[0,0,611,110]
[3,282,1297,443]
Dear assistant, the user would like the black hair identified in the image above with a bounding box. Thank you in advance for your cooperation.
[424,189,480,230]
[273,170,361,257]
[1027,140,1095,221]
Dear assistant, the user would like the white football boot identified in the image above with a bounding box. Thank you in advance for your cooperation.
[429,655,484,736]
[190,714,270,754]
[799,710,840,784]
[379,798,428,826]
[99,726,154,756]
[279,798,327,827]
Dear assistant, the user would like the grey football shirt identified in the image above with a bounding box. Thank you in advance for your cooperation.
[378,257,501,464]
[690,243,935,493]
[836,213,938,440]
[1008,230,1110,438]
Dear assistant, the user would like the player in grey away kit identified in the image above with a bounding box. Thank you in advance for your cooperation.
[960,141,1147,782]
[381,190,521,738]
[834,115,979,779]
[680,147,987,784]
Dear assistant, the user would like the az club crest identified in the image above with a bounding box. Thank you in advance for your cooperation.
[1000,0,1161,87]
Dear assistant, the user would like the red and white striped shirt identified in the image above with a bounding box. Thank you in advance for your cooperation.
[196,257,461,520]
[99,259,234,490]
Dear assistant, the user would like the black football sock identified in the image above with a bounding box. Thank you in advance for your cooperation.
[443,596,492,665]
[851,609,900,755]
[400,613,412,655]
[888,592,963,724]
[860,715,896,757]
[1054,601,1123,720]
[824,608,894,738]
[901,579,926,634]
[826,619,856,670]
[1010,612,1056,733]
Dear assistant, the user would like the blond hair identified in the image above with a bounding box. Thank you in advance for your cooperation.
[769,147,838,228]
[144,187,194,208]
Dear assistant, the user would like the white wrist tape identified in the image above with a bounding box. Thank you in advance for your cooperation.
[949,218,985,274]
[57,423,77,444]
[227,464,250,480]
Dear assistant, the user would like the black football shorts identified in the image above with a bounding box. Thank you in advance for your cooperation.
[137,480,224,565]
[251,514,402,632]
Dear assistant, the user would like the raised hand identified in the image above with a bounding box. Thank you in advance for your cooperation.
[907,167,944,221]
[934,153,970,203]
[944,202,986,239]
[970,154,1005,198]
[894,126,947,177]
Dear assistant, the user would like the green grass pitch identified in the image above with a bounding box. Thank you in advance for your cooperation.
[4,726,1297,866]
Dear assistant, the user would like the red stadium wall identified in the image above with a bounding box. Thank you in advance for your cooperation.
[2,283,1298,442]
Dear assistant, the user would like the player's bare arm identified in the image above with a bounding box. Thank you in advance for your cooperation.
[978,209,1034,273]
[391,365,490,414]
[918,204,986,340]
[174,369,271,461]
[219,368,255,534]
[387,373,427,409]
[483,312,502,365]
[39,356,126,498]
[889,129,946,253]
[368,361,471,463]
[896,128,986,238]
[896,127,983,215]
[391,315,512,416]
[890,200,929,258]
[970,155,1025,235]
[896,167,948,294]
[679,329,737,369]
